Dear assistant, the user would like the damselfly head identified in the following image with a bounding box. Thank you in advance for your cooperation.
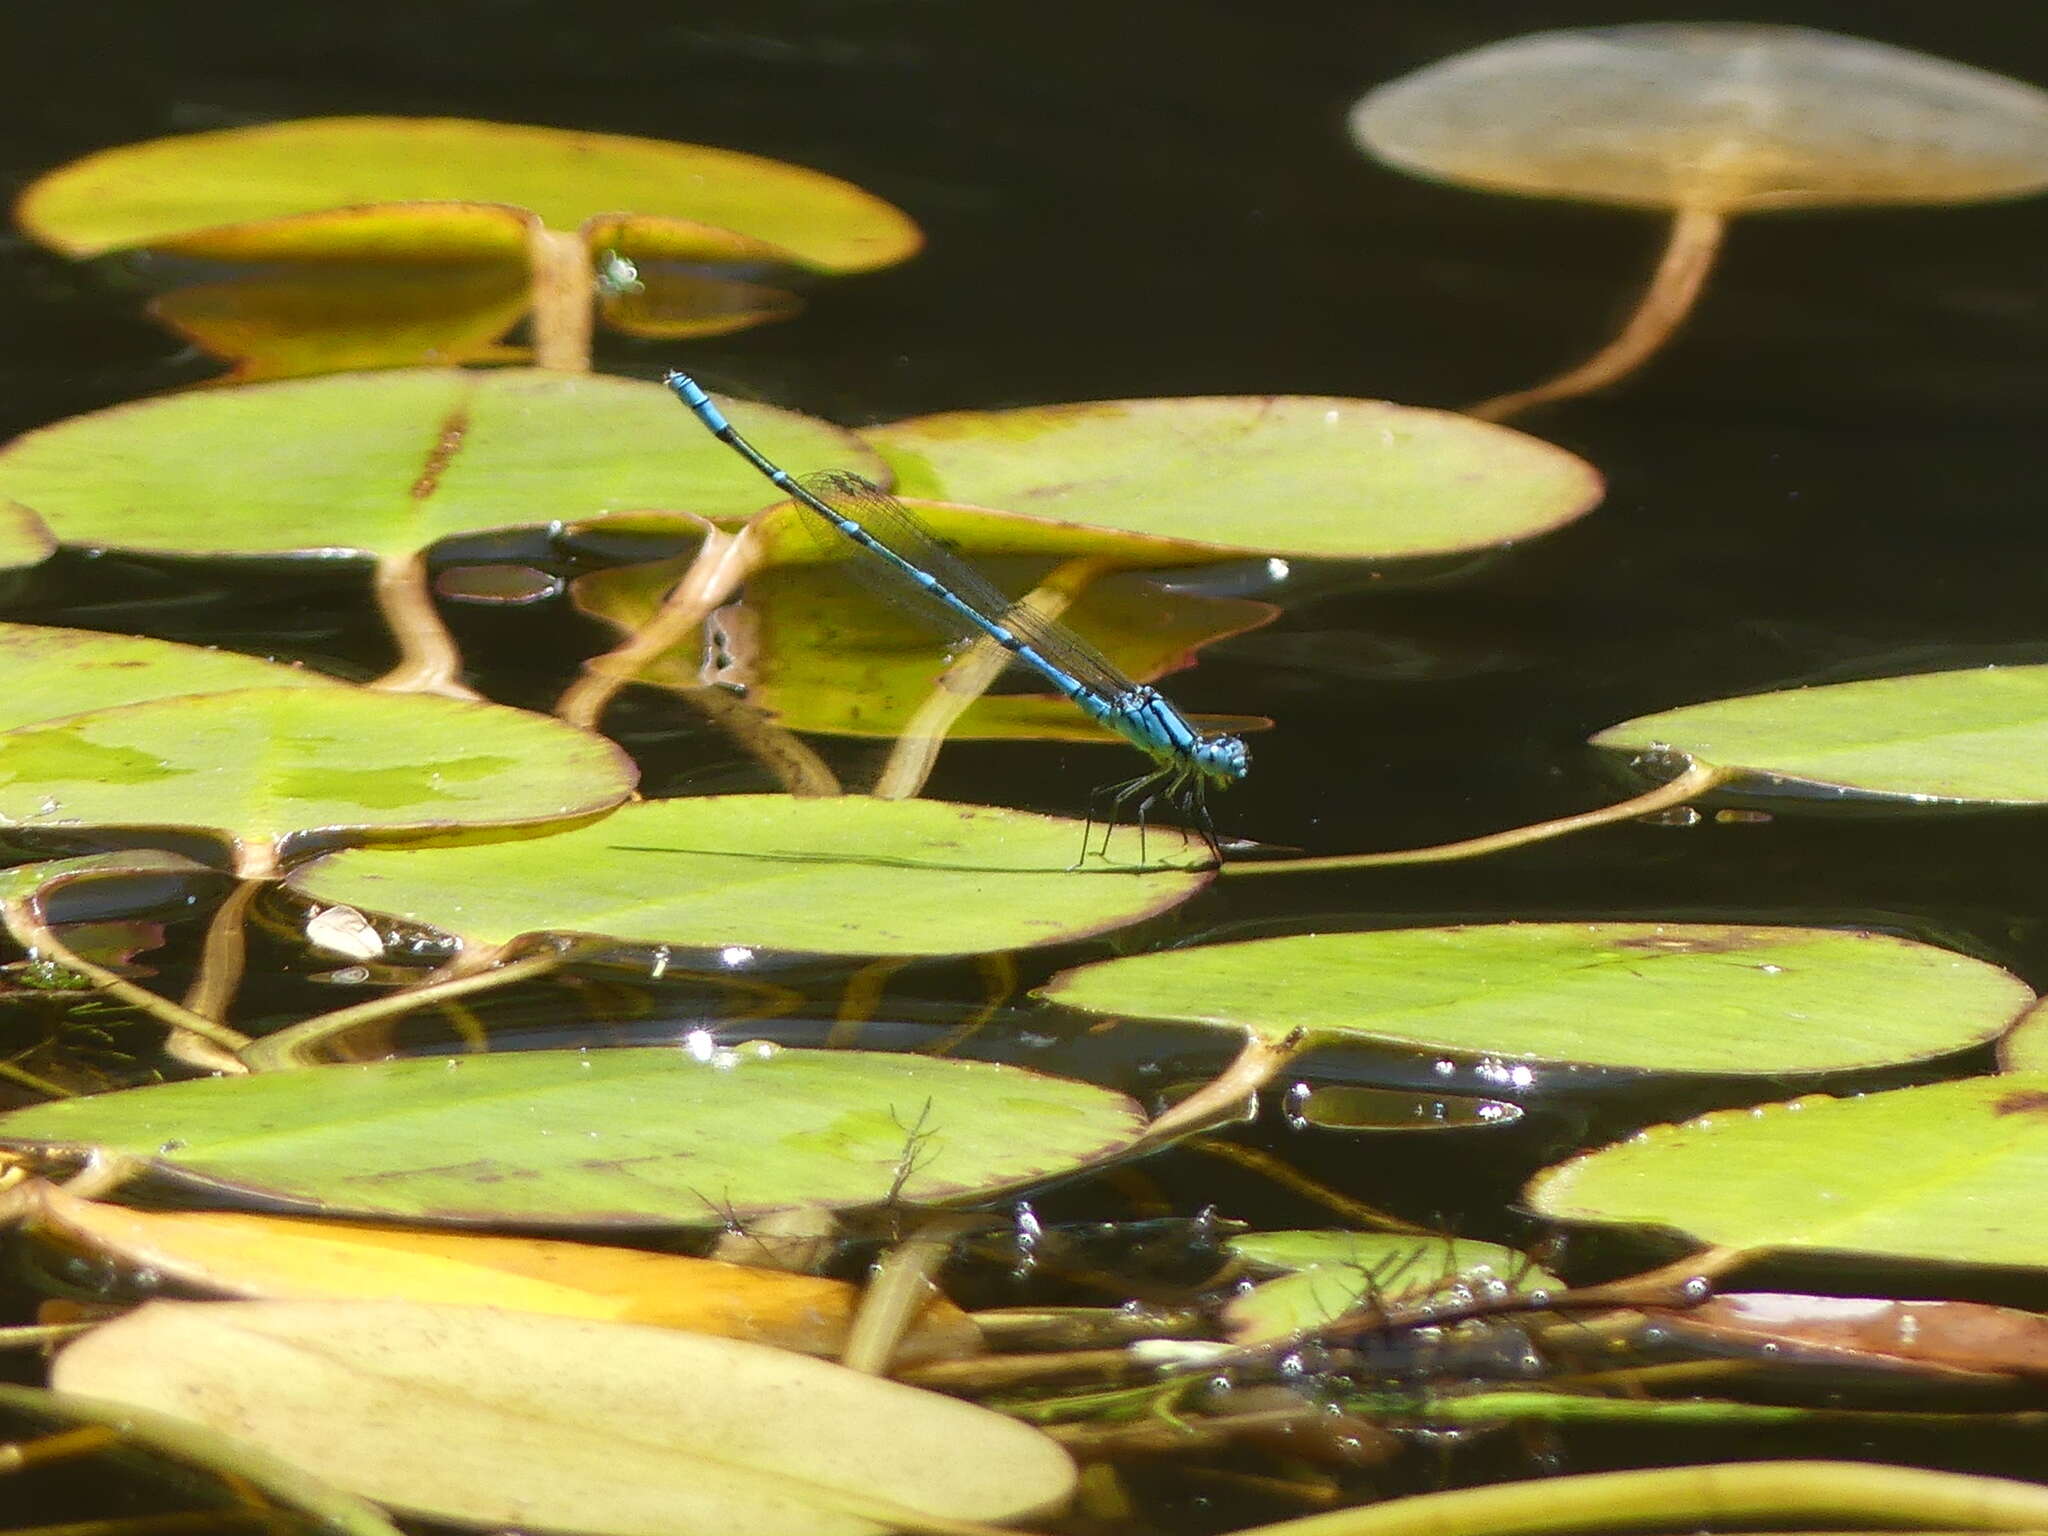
[1196,733,1250,787]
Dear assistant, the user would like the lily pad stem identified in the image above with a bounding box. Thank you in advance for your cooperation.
[178,876,264,1029]
[1183,1140,1436,1234]
[238,945,571,1071]
[0,896,252,1063]
[0,1424,120,1472]
[1468,204,1727,422]
[875,555,1111,801]
[1125,1029,1307,1155]
[1222,1459,2048,1536]
[557,520,839,794]
[527,225,596,373]
[368,549,480,698]
[841,1212,992,1376]
[1223,759,1730,878]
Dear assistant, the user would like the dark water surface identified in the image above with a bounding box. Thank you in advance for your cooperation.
[6,0,2048,1523]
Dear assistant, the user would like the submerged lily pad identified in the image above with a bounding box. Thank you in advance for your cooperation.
[1594,664,2048,805]
[0,369,873,562]
[1224,1231,1558,1344]
[865,396,1602,559]
[0,1045,1149,1226]
[572,523,1271,743]
[0,621,344,732]
[1529,1074,2048,1270]
[151,244,535,382]
[1034,924,2028,1075]
[287,796,1212,959]
[18,117,921,272]
[0,687,635,867]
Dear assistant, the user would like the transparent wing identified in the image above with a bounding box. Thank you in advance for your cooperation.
[791,470,1147,703]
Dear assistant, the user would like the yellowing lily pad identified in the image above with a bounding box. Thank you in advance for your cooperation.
[18,116,922,274]
[1594,664,2048,805]
[1034,924,2029,1075]
[0,687,635,868]
[0,369,874,562]
[26,1186,979,1362]
[1529,1074,2048,1270]
[0,1045,1149,1226]
[286,795,1212,959]
[865,396,1602,559]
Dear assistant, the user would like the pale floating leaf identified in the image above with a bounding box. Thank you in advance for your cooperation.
[52,1299,1072,1536]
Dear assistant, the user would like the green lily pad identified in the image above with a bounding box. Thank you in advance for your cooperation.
[286,796,1212,959]
[0,622,344,733]
[0,1045,1149,1226]
[1034,924,2029,1075]
[572,520,1271,743]
[864,396,1602,559]
[0,369,875,563]
[18,117,922,274]
[0,501,55,572]
[1224,1231,1559,1344]
[0,687,636,867]
[1594,664,2048,805]
[1528,1073,2048,1269]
